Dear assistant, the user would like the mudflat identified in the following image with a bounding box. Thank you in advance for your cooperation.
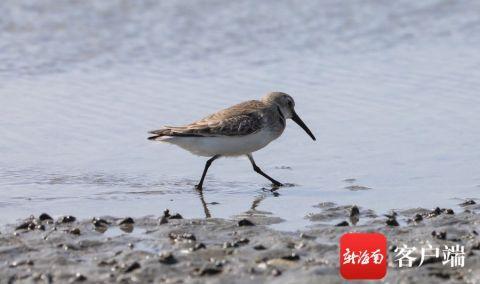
[1,201,479,283]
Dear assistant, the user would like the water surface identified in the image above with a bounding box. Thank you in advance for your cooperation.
[1,0,479,230]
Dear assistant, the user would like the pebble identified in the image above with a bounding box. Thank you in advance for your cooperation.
[159,252,177,264]
[281,253,300,261]
[169,213,183,219]
[39,213,53,222]
[193,266,222,276]
[445,209,454,215]
[432,230,447,240]
[460,200,476,206]
[58,216,76,224]
[271,268,282,277]
[234,238,250,246]
[92,218,110,227]
[168,232,196,242]
[471,242,480,250]
[70,273,87,282]
[210,258,226,266]
[191,243,206,251]
[223,242,237,249]
[238,219,255,227]
[69,228,81,235]
[9,259,34,267]
[413,214,423,222]
[118,217,135,225]
[386,216,399,226]
[60,243,79,251]
[40,273,53,283]
[253,244,267,250]
[160,209,183,222]
[98,259,117,267]
[426,207,442,218]
[15,222,32,231]
[299,233,316,240]
[123,262,141,273]
[285,242,295,249]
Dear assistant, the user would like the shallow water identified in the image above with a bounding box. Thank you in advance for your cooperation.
[1,0,479,230]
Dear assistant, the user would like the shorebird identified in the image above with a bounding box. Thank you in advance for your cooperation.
[148,92,316,190]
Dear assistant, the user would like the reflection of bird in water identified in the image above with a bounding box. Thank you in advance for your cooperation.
[196,189,212,218]
[250,194,265,212]
[250,188,279,212]
[196,188,280,218]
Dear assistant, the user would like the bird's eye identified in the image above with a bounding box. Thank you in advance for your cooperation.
[287,100,293,107]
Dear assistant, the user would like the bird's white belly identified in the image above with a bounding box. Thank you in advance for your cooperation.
[160,129,278,157]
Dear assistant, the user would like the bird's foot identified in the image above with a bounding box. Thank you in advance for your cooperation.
[195,184,203,191]
[271,181,284,188]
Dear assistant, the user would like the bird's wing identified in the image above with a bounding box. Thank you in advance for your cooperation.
[149,100,266,138]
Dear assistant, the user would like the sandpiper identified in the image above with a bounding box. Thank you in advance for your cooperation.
[148,92,316,190]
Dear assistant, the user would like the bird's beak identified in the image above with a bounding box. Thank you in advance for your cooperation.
[291,110,316,141]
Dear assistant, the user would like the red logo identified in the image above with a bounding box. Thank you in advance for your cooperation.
[340,233,387,280]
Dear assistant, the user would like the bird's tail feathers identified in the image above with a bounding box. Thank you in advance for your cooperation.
[148,126,203,140]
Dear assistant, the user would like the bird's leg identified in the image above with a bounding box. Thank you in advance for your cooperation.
[246,154,283,187]
[196,155,221,190]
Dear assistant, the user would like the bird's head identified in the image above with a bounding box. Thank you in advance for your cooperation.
[262,92,316,141]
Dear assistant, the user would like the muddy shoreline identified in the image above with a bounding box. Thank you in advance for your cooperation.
[1,201,479,284]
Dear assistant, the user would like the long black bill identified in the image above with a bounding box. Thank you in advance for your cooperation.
[291,110,316,141]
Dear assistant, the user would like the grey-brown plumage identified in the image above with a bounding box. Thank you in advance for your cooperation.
[148,100,274,139]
